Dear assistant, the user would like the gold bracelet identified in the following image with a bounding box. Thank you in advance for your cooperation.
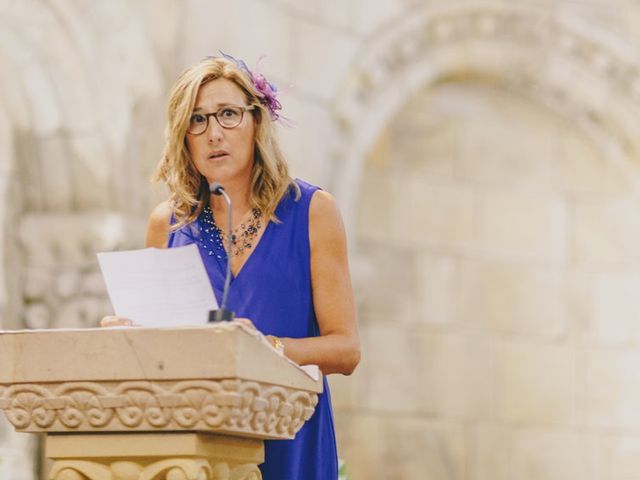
[272,336,284,354]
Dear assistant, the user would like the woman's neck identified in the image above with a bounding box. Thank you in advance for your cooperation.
[208,178,252,224]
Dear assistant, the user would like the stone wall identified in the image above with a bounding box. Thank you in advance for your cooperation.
[2,0,640,479]
[330,2,640,478]
[343,79,638,479]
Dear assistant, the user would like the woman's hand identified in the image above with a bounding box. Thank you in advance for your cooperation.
[100,316,134,327]
[234,319,284,355]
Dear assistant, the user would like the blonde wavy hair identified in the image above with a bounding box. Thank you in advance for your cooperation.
[154,56,299,229]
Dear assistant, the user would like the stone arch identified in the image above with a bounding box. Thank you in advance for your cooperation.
[330,2,640,227]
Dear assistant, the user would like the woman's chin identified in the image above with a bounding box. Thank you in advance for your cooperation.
[199,162,253,187]
[203,170,236,186]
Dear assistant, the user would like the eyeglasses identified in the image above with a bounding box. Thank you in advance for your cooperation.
[187,105,255,135]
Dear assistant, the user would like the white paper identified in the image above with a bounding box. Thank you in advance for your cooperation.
[300,365,320,381]
[97,244,218,327]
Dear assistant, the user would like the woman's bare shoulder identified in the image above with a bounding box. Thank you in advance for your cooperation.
[309,189,339,220]
[146,200,173,248]
[308,190,345,248]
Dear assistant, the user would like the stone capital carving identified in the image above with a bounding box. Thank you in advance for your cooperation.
[0,379,317,439]
[45,433,264,480]
[49,458,261,480]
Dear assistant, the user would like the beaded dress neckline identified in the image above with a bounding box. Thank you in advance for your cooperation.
[196,204,267,278]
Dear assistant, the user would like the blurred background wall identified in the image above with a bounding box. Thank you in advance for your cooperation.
[2,1,640,479]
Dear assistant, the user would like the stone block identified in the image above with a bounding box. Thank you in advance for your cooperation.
[0,44,30,133]
[415,253,458,326]
[276,97,334,187]
[68,135,111,209]
[469,423,510,480]
[477,190,567,263]
[182,0,293,81]
[565,271,593,339]
[404,179,475,248]
[355,322,437,414]
[556,1,626,32]
[138,0,181,80]
[259,0,356,31]
[586,349,640,430]
[356,242,420,323]
[0,111,13,177]
[459,260,569,339]
[21,61,62,136]
[335,413,466,480]
[391,105,457,179]
[496,340,576,425]
[456,260,588,340]
[558,128,628,197]
[356,171,410,245]
[456,85,559,189]
[364,125,392,170]
[573,197,640,269]
[351,0,406,35]
[327,372,358,412]
[37,136,73,211]
[431,332,497,419]
[50,58,95,136]
[625,7,640,48]
[589,272,640,347]
[289,20,358,100]
[357,322,497,419]
[511,429,597,480]
[609,435,640,479]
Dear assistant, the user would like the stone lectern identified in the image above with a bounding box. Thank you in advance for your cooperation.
[0,323,322,480]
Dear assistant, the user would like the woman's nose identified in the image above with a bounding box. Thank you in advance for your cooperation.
[207,118,224,142]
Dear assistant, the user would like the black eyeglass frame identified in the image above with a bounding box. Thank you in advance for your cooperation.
[187,105,256,135]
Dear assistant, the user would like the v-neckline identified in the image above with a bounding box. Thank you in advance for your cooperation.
[198,202,276,284]
[228,219,272,281]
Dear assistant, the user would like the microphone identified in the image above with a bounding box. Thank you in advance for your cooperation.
[208,181,235,322]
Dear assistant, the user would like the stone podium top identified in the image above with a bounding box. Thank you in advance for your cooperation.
[0,322,321,390]
[0,323,322,439]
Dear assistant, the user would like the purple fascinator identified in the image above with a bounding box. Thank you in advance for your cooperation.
[219,51,288,124]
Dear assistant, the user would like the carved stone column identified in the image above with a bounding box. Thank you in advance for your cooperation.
[0,323,322,480]
[47,433,262,480]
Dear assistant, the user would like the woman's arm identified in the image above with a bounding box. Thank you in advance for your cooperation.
[274,190,361,375]
[146,201,172,248]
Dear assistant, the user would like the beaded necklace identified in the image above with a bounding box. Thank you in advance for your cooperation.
[199,205,263,258]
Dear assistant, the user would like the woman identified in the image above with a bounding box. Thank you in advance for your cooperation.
[103,54,360,479]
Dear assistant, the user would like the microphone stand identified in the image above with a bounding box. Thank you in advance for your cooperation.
[208,182,235,322]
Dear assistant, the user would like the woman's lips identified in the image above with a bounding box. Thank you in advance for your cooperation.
[208,153,229,160]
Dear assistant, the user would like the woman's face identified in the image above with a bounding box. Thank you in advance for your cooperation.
[186,78,256,187]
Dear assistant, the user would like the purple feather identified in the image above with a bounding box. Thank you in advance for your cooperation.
[218,51,285,122]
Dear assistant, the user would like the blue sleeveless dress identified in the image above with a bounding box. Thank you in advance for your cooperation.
[167,179,339,480]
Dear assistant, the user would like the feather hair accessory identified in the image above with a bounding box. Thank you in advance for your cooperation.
[219,51,287,123]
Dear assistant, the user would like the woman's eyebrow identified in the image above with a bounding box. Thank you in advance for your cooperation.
[192,102,237,112]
